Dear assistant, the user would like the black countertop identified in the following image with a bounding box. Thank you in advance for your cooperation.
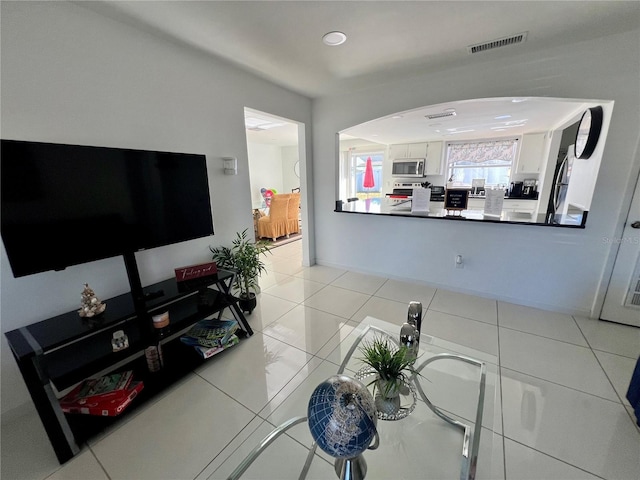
[336,198,585,228]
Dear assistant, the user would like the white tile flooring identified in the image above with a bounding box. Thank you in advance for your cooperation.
[2,239,639,479]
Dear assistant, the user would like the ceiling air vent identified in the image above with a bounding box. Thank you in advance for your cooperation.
[425,111,457,120]
[467,32,528,54]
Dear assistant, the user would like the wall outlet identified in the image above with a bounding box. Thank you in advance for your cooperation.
[455,254,464,269]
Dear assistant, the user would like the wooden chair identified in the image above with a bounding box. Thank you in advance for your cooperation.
[286,192,300,236]
[257,194,290,241]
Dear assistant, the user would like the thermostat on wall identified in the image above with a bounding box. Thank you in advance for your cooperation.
[223,157,237,175]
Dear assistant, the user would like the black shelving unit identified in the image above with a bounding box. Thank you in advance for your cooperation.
[5,269,252,464]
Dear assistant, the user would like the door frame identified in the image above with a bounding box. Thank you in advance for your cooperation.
[594,140,640,325]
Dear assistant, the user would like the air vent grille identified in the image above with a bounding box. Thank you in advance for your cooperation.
[425,112,457,120]
[624,254,640,308]
[468,32,528,54]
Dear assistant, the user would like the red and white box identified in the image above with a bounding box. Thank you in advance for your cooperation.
[60,371,133,405]
[174,261,218,283]
[60,381,144,416]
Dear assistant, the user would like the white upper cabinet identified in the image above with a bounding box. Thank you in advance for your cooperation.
[425,141,443,175]
[390,142,427,159]
[389,141,442,175]
[517,133,546,174]
[406,142,428,158]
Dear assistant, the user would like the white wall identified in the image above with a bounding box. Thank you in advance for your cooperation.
[247,143,285,206]
[0,1,311,415]
[312,29,640,317]
[281,145,300,193]
[247,143,300,207]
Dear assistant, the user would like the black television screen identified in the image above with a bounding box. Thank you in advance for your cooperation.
[1,140,214,278]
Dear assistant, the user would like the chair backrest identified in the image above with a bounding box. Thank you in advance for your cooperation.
[287,193,300,220]
[268,194,290,221]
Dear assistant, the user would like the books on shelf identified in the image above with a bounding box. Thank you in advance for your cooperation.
[61,381,144,416]
[60,370,134,405]
[193,334,239,359]
[180,319,239,349]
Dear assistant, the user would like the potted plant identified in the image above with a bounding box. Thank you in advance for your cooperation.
[358,335,418,409]
[209,229,270,314]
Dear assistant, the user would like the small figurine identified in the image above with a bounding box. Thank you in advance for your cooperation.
[78,283,106,318]
[111,330,129,352]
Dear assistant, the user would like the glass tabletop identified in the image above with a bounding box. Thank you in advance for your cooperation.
[219,316,501,480]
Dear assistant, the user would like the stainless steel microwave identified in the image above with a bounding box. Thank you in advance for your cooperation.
[392,158,426,177]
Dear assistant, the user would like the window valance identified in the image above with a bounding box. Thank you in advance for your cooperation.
[447,139,518,165]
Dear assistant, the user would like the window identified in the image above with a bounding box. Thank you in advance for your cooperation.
[446,138,518,188]
[339,147,384,200]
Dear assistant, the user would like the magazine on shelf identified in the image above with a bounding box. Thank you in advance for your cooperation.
[61,381,144,416]
[193,334,239,359]
[180,319,239,349]
[59,370,134,405]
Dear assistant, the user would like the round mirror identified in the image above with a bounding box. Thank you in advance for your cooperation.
[575,106,603,159]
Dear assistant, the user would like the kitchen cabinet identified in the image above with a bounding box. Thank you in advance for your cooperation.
[425,141,443,175]
[466,198,485,210]
[464,198,536,214]
[389,142,442,175]
[502,199,536,213]
[517,133,546,174]
[390,142,428,159]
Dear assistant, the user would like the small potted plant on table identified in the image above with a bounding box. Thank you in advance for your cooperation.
[209,229,270,314]
[359,335,418,415]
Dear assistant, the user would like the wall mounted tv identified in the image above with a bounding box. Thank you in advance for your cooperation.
[1,139,214,278]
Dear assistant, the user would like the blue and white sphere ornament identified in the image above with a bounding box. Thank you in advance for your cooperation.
[307,374,378,459]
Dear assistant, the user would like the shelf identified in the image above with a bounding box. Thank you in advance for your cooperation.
[64,339,237,444]
[4,269,252,464]
[44,288,232,390]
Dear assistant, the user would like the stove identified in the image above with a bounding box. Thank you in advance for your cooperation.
[386,183,445,203]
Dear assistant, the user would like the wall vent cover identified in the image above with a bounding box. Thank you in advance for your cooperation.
[624,254,640,308]
[468,32,528,54]
[425,111,457,120]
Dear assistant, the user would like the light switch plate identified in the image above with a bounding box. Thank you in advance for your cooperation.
[223,157,237,175]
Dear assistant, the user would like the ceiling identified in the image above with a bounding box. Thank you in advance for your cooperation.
[78,1,639,145]
[341,96,592,145]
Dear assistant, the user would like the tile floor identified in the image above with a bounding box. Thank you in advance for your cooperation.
[2,239,639,480]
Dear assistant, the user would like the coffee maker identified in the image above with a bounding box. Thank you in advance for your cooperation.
[509,181,524,198]
[522,179,537,198]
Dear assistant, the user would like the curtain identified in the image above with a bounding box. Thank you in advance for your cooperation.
[447,139,518,165]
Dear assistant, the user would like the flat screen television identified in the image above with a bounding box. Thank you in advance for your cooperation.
[1,139,214,278]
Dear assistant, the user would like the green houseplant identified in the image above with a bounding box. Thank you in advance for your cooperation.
[209,229,270,314]
[358,335,418,399]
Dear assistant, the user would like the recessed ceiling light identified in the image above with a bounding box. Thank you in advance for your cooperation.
[322,31,347,46]
[511,98,528,103]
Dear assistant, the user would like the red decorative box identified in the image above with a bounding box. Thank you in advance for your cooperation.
[174,261,218,283]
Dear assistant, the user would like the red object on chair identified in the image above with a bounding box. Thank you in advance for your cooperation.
[363,157,375,189]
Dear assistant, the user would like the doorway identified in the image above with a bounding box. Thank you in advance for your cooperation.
[600,166,640,327]
[244,108,304,250]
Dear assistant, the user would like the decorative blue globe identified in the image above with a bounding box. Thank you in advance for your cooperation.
[307,374,377,459]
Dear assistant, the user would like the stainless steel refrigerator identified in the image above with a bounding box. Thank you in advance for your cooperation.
[546,148,574,224]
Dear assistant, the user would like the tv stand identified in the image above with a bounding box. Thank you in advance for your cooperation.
[143,289,165,301]
[5,270,252,464]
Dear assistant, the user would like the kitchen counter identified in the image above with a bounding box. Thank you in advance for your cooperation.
[336,197,585,228]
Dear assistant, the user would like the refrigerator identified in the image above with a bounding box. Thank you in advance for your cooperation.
[546,147,574,224]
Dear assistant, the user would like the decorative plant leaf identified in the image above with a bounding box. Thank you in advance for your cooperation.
[209,229,271,297]
[358,335,420,397]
